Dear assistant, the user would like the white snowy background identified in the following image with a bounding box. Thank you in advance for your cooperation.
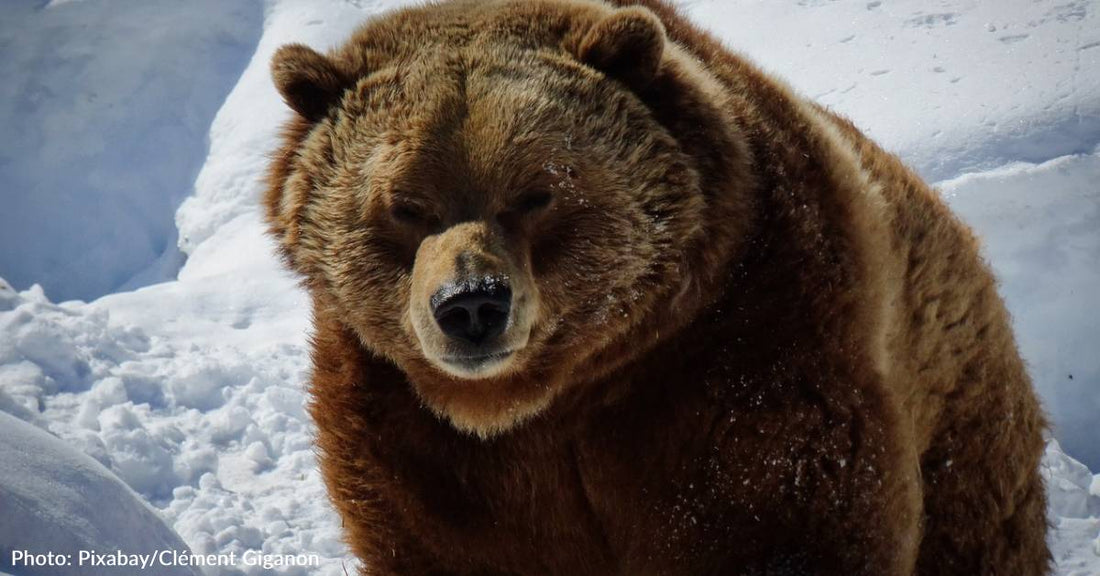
[0,0,1097,575]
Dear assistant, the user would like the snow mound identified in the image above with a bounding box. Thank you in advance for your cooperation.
[1045,440,1100,520]
[1043,441,1100,575]
[0,411,202,576]
[0,0,261,302]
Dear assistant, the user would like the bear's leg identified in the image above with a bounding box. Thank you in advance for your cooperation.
[914,389,1050,576]
[724,405,926,576]
[806,447,925,576]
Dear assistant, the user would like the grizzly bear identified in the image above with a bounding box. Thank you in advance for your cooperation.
[263,0,1050,574]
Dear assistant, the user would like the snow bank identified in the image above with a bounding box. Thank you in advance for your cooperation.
[0,411,202,576]
[0,0,261,302]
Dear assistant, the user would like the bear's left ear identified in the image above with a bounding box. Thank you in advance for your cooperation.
[577,7,667,88]
[271,44,353,122]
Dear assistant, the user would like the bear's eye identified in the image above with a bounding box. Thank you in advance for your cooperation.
[498,191,554,231]
[512,191,553,214]
[389,200,437,227]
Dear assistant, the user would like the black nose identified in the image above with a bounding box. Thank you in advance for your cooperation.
[431,278,512,345]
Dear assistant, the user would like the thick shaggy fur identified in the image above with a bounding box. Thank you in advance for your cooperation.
[264,1,1049,574]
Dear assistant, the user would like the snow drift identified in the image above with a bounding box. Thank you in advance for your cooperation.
[0,411,202,576]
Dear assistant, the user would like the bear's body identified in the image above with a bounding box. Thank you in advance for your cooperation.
[265,1,1049,574]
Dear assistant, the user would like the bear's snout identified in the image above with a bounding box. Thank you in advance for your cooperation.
[431,277,512,346]
[407,222,536,382]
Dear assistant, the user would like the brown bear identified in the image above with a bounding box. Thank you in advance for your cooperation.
[263,0,1050,574]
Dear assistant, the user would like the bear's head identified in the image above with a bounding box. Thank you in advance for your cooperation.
[266,0,751,436]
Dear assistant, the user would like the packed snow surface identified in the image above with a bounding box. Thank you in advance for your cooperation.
[0,0,1097,575]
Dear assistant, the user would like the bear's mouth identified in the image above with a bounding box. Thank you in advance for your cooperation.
[438,349,516,376]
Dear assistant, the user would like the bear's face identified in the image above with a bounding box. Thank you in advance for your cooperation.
[267,1,713,436]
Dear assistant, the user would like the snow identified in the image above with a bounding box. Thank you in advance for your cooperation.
[688,0,1100,181]
[0,411,202,576]
[0,0,262,303]
[1044,440,1100,575]
[0,0,1098,574]
[0,277,345,575]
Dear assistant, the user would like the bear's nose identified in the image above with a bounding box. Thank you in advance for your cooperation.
[431,278,512,346]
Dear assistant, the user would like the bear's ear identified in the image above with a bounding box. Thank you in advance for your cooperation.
[577,7,667,88]
[271,44,352,122]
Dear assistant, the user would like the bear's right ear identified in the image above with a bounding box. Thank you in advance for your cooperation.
[271,44,352,122]
[577,7,667,89]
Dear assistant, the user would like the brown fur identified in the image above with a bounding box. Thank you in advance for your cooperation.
[263,1,1050,574]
